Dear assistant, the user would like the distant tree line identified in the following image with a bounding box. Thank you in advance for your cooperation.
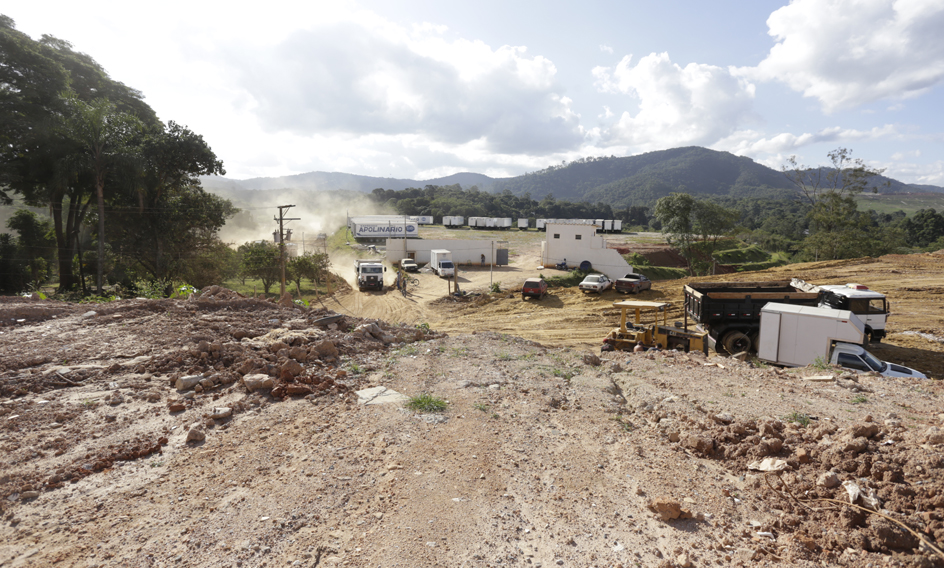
[0,15,235,295]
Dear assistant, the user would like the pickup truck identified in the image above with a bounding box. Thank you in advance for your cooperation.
[578,274,612,294]
[614,273,651,294]
[399,258,418,272]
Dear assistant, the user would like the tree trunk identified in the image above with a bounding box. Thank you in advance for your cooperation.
[95,173,106,295]
[50,195,74,292]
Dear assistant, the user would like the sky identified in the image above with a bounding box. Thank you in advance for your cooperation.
[7,0,944,185]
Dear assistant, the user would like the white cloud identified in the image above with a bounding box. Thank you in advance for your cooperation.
[713,125,900,156]
[599,44,613,54]
[744,0,944,112]
[219,19,583,155]
[883,159,944,185]
[591,52,756,149]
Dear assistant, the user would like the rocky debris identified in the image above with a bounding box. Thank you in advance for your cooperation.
[680,434,714,456]
[648,497,694,521]
[925,426,944,444]
[712,412,734,425]
[186,423,206,443]
[581,353,601,366]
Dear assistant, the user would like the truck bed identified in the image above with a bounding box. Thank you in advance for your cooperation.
[684,281,820,332]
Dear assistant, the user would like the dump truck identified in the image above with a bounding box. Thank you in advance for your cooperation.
[354,259,386,291]
[791,279,890,343]
[604,300,708,354]
[683,280,819,353]
[757,303,925,378]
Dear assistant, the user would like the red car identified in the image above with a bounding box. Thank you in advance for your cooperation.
[522,278,548,300]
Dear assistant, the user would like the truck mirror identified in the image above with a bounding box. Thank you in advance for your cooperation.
[384,267,387,272]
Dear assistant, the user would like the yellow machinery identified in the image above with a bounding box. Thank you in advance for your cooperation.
[605,300,709,354]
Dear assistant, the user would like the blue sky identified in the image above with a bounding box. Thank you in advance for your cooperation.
[8,0,944,185]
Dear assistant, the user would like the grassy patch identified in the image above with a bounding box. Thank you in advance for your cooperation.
[850,395,869,404]
[782,410,812,427]
[810,356,832,371]
[406,393,448,413]
[631,265,689,281]
[473,402,490,413]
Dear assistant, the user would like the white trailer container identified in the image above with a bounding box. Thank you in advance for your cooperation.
[498,217,512,229]
[604,220,614,232]
[758,303,925,377]
[757,303,864,366]
[485,217,496,228]
[429,249,454,278]
[613,220,622,233]
[517,218,529,230]
[409,215,433,225]
[536,219,547,231]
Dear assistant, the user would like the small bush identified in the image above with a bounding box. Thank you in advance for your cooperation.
[406,393,448,413]
[490,281,501,293]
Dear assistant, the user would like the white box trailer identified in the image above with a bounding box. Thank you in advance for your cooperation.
[498,217,512,229]
[604,220,614,232]
[517,218,529,230]
[757,303,864,367]
[485,217,496,228]
[536,219,547,231]
[613,220,622,233]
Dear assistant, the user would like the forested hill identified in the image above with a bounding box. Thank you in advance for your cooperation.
[201,147,942,208]
[491,147,793,204]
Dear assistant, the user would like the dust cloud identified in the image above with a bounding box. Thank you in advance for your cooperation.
[208,187,390,251]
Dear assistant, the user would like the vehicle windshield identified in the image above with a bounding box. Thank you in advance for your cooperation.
[585,276,601,282]
[441,261,454,268]
[362,266,382,274]
[860,350,886,373]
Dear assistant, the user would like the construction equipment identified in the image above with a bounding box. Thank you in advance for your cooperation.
[605,300,708,354]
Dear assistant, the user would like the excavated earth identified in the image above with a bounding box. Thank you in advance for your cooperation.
[0,257,943,567]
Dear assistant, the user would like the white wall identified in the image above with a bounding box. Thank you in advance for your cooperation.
[542,224,632,279]
[386,239,497,265]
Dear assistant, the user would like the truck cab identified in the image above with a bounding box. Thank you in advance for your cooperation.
[354,260,386,291]
[818,284,889,342]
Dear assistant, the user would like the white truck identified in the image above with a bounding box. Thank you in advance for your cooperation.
[354,259,386,291]
[757,303,925,378]
[429,249,455,278]
[791,279,890,343]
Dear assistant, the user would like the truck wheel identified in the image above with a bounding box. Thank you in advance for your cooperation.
[870,333,881,343]
[722,331,751,354]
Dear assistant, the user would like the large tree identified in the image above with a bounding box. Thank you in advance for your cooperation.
[782,147,887,207]
[239,242,281,295]
[62,94,142,294]
[1,17,158,292]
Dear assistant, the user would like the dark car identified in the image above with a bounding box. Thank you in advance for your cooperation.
[522,277,548,300]
[615,273,652,294]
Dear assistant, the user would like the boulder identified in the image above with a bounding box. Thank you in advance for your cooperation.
[925,427,944,445]
[681,434,715,456]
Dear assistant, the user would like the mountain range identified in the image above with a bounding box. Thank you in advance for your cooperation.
[200,147,943,208]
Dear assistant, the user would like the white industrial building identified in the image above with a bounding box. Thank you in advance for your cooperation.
[541,222,632,280]
[385,238,508,266]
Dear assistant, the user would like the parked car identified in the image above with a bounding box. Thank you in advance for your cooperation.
[614,273,652,294]
[578,274,612,294]
[522,277,548,300]
[400,258,418,272]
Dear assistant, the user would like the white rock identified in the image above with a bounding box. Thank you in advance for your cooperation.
[817,471,840,488]
[175,375,202,390]
[186,423,206,442]
[242,374,274,392]
[210,407,232,420]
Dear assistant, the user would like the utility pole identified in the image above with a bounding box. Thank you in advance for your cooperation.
[275,205,300,297]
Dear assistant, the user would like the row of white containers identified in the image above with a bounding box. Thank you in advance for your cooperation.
[533,218,622,233]
[439,216,622,233]
[468,217,514,229]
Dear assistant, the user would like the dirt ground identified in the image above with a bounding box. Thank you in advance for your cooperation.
[1,233,943,568]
